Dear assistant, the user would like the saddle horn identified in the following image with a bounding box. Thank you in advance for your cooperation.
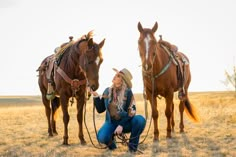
[69,36,73,42]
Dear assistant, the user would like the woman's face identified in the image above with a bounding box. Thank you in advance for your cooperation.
[112,73,123,88]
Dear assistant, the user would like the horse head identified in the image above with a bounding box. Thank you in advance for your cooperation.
[77,31,105,91]
[138,22,158,72]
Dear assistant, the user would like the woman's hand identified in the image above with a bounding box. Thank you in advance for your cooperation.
[128,107,136,117]
[88,87,98,97]
[114,125,123,135]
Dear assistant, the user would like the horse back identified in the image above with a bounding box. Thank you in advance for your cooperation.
[152,50,191,96]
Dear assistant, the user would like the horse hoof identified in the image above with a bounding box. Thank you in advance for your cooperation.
[153,137,159,142]
[48,133,53,137]
[180,130,185,133]
[63,141,69,145]
[81,140,87,145]
[166,131,172,138]
[53,131,58,135]
[63,139,69,145]
[166,136,172,139]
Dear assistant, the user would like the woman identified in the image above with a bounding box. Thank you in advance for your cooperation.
[89,68,146,152]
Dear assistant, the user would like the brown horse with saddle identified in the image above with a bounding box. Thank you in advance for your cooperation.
[37,31,105,145]
[137,22,199,141]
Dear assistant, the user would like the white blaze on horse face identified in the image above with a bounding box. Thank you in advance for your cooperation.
[144,34,151,70]
[95,56,100,66]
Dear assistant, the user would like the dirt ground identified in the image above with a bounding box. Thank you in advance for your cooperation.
[0,92,235,157]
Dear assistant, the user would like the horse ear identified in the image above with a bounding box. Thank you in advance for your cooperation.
[99,39,105,48]
[138,22,143,32]
[152,22,158,33]
[88,38,93,49]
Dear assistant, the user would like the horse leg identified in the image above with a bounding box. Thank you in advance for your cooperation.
[171,101,175,132]
[179,100,185,132]
[60,95,70,145]
[165,94,174,138]
[42,95,53,136]
[76,97,86,145]
[150,97,159,141]
[51,97,60,135]
[179,81,189,133]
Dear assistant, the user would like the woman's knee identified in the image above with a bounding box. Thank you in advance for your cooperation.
[133,115,146,128]
[97,130,111,144]
[97,124,115,144]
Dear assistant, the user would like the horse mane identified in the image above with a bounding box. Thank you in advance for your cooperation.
[86,30,94,40]
[65,45,78,72]
[77,30,94,42]
[60,31,95,73]
[62,39,84,73]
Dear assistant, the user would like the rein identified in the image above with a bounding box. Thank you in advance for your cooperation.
[84,44,177,152]
[84,95,108,149]
[84,99,145,153]
[85,42,176,151]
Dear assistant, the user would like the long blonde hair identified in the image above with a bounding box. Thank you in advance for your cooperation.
[108,80,127,111]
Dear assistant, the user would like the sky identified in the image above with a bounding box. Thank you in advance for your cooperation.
[0,0,235,95]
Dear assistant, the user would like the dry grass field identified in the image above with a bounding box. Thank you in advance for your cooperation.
[0,91,235,157]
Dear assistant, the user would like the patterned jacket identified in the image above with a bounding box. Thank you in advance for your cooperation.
[93,87,136,127]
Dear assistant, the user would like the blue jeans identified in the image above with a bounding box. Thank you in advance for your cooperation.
[97,115,146,151]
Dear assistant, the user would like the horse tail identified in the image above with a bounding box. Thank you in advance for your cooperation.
[51,97,61,121]
[184,96,199,122]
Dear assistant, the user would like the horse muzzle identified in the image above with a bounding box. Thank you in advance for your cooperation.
[142,62,153,72]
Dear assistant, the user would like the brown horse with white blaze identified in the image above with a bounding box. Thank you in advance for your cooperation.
[137,22,199,141]
[37,31,105,145]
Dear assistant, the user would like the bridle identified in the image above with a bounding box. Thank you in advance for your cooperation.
[80,44,103,92]
[81,46,102,73]
[140,39,173,80]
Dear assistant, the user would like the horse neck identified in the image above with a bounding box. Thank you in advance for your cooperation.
[63,47,83,77]
[152,43,169,74]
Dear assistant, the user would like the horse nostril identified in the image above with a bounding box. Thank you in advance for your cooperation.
[91,85,96,91]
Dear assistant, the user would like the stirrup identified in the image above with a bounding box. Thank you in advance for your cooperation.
[46,83,55,100]
[46,92,55,100]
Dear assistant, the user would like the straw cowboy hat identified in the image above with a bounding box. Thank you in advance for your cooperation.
[113,68,133,88]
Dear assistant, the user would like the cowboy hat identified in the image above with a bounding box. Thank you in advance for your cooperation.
[112,68,133,88]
